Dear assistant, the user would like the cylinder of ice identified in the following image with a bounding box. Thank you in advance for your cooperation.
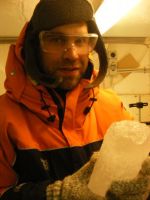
[88,120,150,197]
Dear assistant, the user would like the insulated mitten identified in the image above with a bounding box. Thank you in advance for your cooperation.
[106,157,150,200]
[46,152,104,200]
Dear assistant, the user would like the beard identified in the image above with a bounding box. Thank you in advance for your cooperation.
[40,52,89,89]
[59,75,82,90]
[49,71,83,90]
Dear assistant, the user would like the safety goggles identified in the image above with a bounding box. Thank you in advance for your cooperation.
[39,31,98,55]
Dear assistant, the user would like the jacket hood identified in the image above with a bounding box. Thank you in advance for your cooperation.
[4,23,53,118]
[4,23,28,101]
[4,23,99,122]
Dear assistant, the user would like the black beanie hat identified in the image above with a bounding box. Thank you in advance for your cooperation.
[23,0,108,88]
[31,0,93,32]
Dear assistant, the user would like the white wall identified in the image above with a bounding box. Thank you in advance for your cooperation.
[0,0,39,36]
[102,43,150,123]
[0,44,9,94]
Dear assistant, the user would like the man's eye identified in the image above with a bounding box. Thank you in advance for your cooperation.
[47,36,66,45]
[75,37,88,45]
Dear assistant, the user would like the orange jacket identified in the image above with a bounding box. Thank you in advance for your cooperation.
[0,24,133,199]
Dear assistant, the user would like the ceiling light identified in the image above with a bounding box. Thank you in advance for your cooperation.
[95,0,141,34]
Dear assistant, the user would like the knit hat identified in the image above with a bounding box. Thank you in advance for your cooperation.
[31,0,94,33]
[23,0,108,88]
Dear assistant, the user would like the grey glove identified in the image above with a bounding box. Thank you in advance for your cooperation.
[105,157,150,200]
[46,152,104,200]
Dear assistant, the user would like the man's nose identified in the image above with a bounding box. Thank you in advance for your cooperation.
[63,44,79,59]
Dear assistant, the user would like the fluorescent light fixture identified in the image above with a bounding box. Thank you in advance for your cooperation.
[95,0,141,34]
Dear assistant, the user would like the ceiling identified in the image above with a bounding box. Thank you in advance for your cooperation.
[0,0,150,43]
[102,0,150,37]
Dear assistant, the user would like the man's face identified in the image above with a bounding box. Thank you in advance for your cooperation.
[39,22,90,90]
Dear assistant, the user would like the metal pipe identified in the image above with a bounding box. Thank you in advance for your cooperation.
[0,37,17,44]
[0,36,148,45]
[117,67,150,73]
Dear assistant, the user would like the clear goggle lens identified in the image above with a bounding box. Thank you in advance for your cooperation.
[39,31,98,55]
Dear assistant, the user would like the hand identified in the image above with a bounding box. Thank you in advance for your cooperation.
[61,152,104,200]
[105,157,150,200]
[46,152,104,200]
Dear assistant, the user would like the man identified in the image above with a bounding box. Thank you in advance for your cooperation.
[0,0,150,199]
